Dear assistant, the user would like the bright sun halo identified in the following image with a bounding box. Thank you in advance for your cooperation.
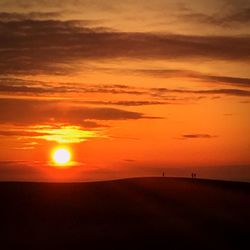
[53,148,71,165]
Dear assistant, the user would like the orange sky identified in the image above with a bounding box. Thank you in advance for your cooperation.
[0,0,249,182]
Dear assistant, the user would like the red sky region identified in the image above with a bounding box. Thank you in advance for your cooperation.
[0,0,249,182]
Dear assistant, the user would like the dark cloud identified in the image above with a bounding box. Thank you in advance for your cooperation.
[0,18,250,75]
[132,69,250,88]
[83,100,168,106]
[130,69,192,78]
[181,134,217,139]
[199,75,250,87]
[0,98,158,126]
[124,159,136,162]
[224,8,250,24]
[1,77,249,100]
[152,87,250,97]
[0,78,146,95]
[0,130,49,137]
[0,0,117,12]
[0,11,62,21]
[185,88,250,96]
[181,7,250,27]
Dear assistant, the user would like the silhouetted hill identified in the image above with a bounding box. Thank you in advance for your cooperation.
[0,177,249,249]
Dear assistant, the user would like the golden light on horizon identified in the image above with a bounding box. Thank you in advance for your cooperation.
[52,148,72,166]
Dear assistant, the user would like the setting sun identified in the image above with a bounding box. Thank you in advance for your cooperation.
[52,148,72,165]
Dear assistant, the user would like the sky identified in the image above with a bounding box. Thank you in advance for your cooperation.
[0,0,249,182]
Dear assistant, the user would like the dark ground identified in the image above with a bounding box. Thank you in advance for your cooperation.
[0,177,249,249]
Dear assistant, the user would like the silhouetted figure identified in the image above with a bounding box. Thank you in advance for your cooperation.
[162,171,165,177]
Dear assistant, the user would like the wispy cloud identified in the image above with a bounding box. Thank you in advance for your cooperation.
[180,7,250,27]
[0,11,62,21]
[1,77,250,99]
[152,87,250,97]
[132,69,250,88]
[0,18,250,75]
[181,134,217,139]
[77,100,169,106]
[0,98,160,126]
[0,78,146,95]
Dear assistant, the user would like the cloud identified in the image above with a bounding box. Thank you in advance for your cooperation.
[223,8,250,24]
[132,69,250,88]
[124,159,136,163]
[82,100,168,106]
[180,6,250,27]
[1,77,249,100]
[0,0,118,12]
[181,134,217,139]
[0,98,159,126]
[0,98,160,143]
[0,18,250,74]
[198,75,250,88]
[0,78,146,95]
[0,125,102,144]
[152,87,250,97]
[0,130,49,137]
[0,11,62,21]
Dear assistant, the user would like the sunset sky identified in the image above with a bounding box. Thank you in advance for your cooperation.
[0,0,249,182]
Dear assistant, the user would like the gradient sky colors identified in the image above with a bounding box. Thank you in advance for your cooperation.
[0,0,249,181]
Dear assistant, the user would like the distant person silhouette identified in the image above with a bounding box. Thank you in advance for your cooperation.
[192,173,197,179]
[162,171,165,177]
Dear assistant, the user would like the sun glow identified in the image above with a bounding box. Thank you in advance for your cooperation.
[52,148,72,165]
[29,125,100,143]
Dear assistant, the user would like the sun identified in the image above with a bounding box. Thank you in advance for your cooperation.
[52,148,72,165]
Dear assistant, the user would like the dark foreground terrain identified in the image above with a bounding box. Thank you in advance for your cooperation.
[0,177,249,249]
